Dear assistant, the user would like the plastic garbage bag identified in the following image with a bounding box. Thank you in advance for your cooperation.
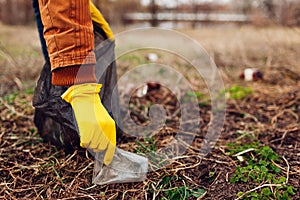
[32,24,148,183]
[91,148,148,185]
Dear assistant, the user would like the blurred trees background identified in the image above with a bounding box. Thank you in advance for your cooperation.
[0,0,32,25]
[231,0,300,26]
[0,0,299,26]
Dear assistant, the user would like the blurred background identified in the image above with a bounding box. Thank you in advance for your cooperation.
[0,0,300,27]
[0,0,300,96]
[0,0,299,27]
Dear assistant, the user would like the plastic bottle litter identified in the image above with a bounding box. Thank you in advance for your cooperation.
[146,53,158,62]
[91,148,148,185]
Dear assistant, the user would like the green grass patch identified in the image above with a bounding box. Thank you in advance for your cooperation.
[118,54,146,65]
[135,135,158,153]
[1,87,34,105]
[227,141,296,200]
[181,90,209,106]
[149,175,206,200]
[225,85,252,100]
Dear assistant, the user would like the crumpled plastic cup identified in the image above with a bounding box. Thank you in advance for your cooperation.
[90,148,148,185]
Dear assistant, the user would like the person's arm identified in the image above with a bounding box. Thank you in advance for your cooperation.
[38,0,96,86]
[33,0,113,61]
[38,0,116,165]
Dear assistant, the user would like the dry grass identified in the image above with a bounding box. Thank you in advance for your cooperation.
[0,24,44,96]
[1,24,299,95]
[0,24,300,199]
[182,26,300,67]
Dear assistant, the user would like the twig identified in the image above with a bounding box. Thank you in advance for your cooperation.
[271,109,298,125]
[170,156,202,172]
[0,97,32,120]
[210,172,222,186]
[58,193,96,200]
[235,131,256,141]
[182,179,187,200]
[151,183,158,200]
[5,190,18,200]
[60,150,78,169]
[233,148,256,157]
[122,189,141,200]
[269,130,288,146]
[231,100,258,123]
[78,184,98,191]
[0,182,13,187]
[5,184,44,193]
[33,187,47,200]
[235,183,284,200]
[201,157,235,165]
[107,192,119,200]
[243,113,259,122]
[68,162,93,189]
[181,171,201,187]
[282,156,290,184]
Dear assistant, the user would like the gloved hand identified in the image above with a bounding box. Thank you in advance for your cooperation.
[61,83,116,165]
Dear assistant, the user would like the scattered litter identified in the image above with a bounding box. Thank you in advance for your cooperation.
[146,53,158,62]
[240,68,263,81]
[92,148,148,185]
[136,82,161,98]
[137,84,148,98]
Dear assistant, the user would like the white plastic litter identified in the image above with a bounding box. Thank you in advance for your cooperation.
[147,53,158,62]
[90,148,148,185]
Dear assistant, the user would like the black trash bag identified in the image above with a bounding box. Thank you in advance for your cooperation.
[32,24,121,151]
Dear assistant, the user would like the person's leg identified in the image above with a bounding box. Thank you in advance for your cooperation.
[32,0,49,61]
[38,0,96,86]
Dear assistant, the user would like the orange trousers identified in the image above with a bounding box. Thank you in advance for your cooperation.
[38,0,96,86]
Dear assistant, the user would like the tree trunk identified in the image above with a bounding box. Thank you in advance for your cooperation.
[1,0,33,25]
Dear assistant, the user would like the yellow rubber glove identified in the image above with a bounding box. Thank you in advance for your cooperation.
[89,1,114,41]
[61,83,116,165]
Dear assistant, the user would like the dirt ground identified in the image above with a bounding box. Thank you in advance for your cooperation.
[0,25,299,199]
